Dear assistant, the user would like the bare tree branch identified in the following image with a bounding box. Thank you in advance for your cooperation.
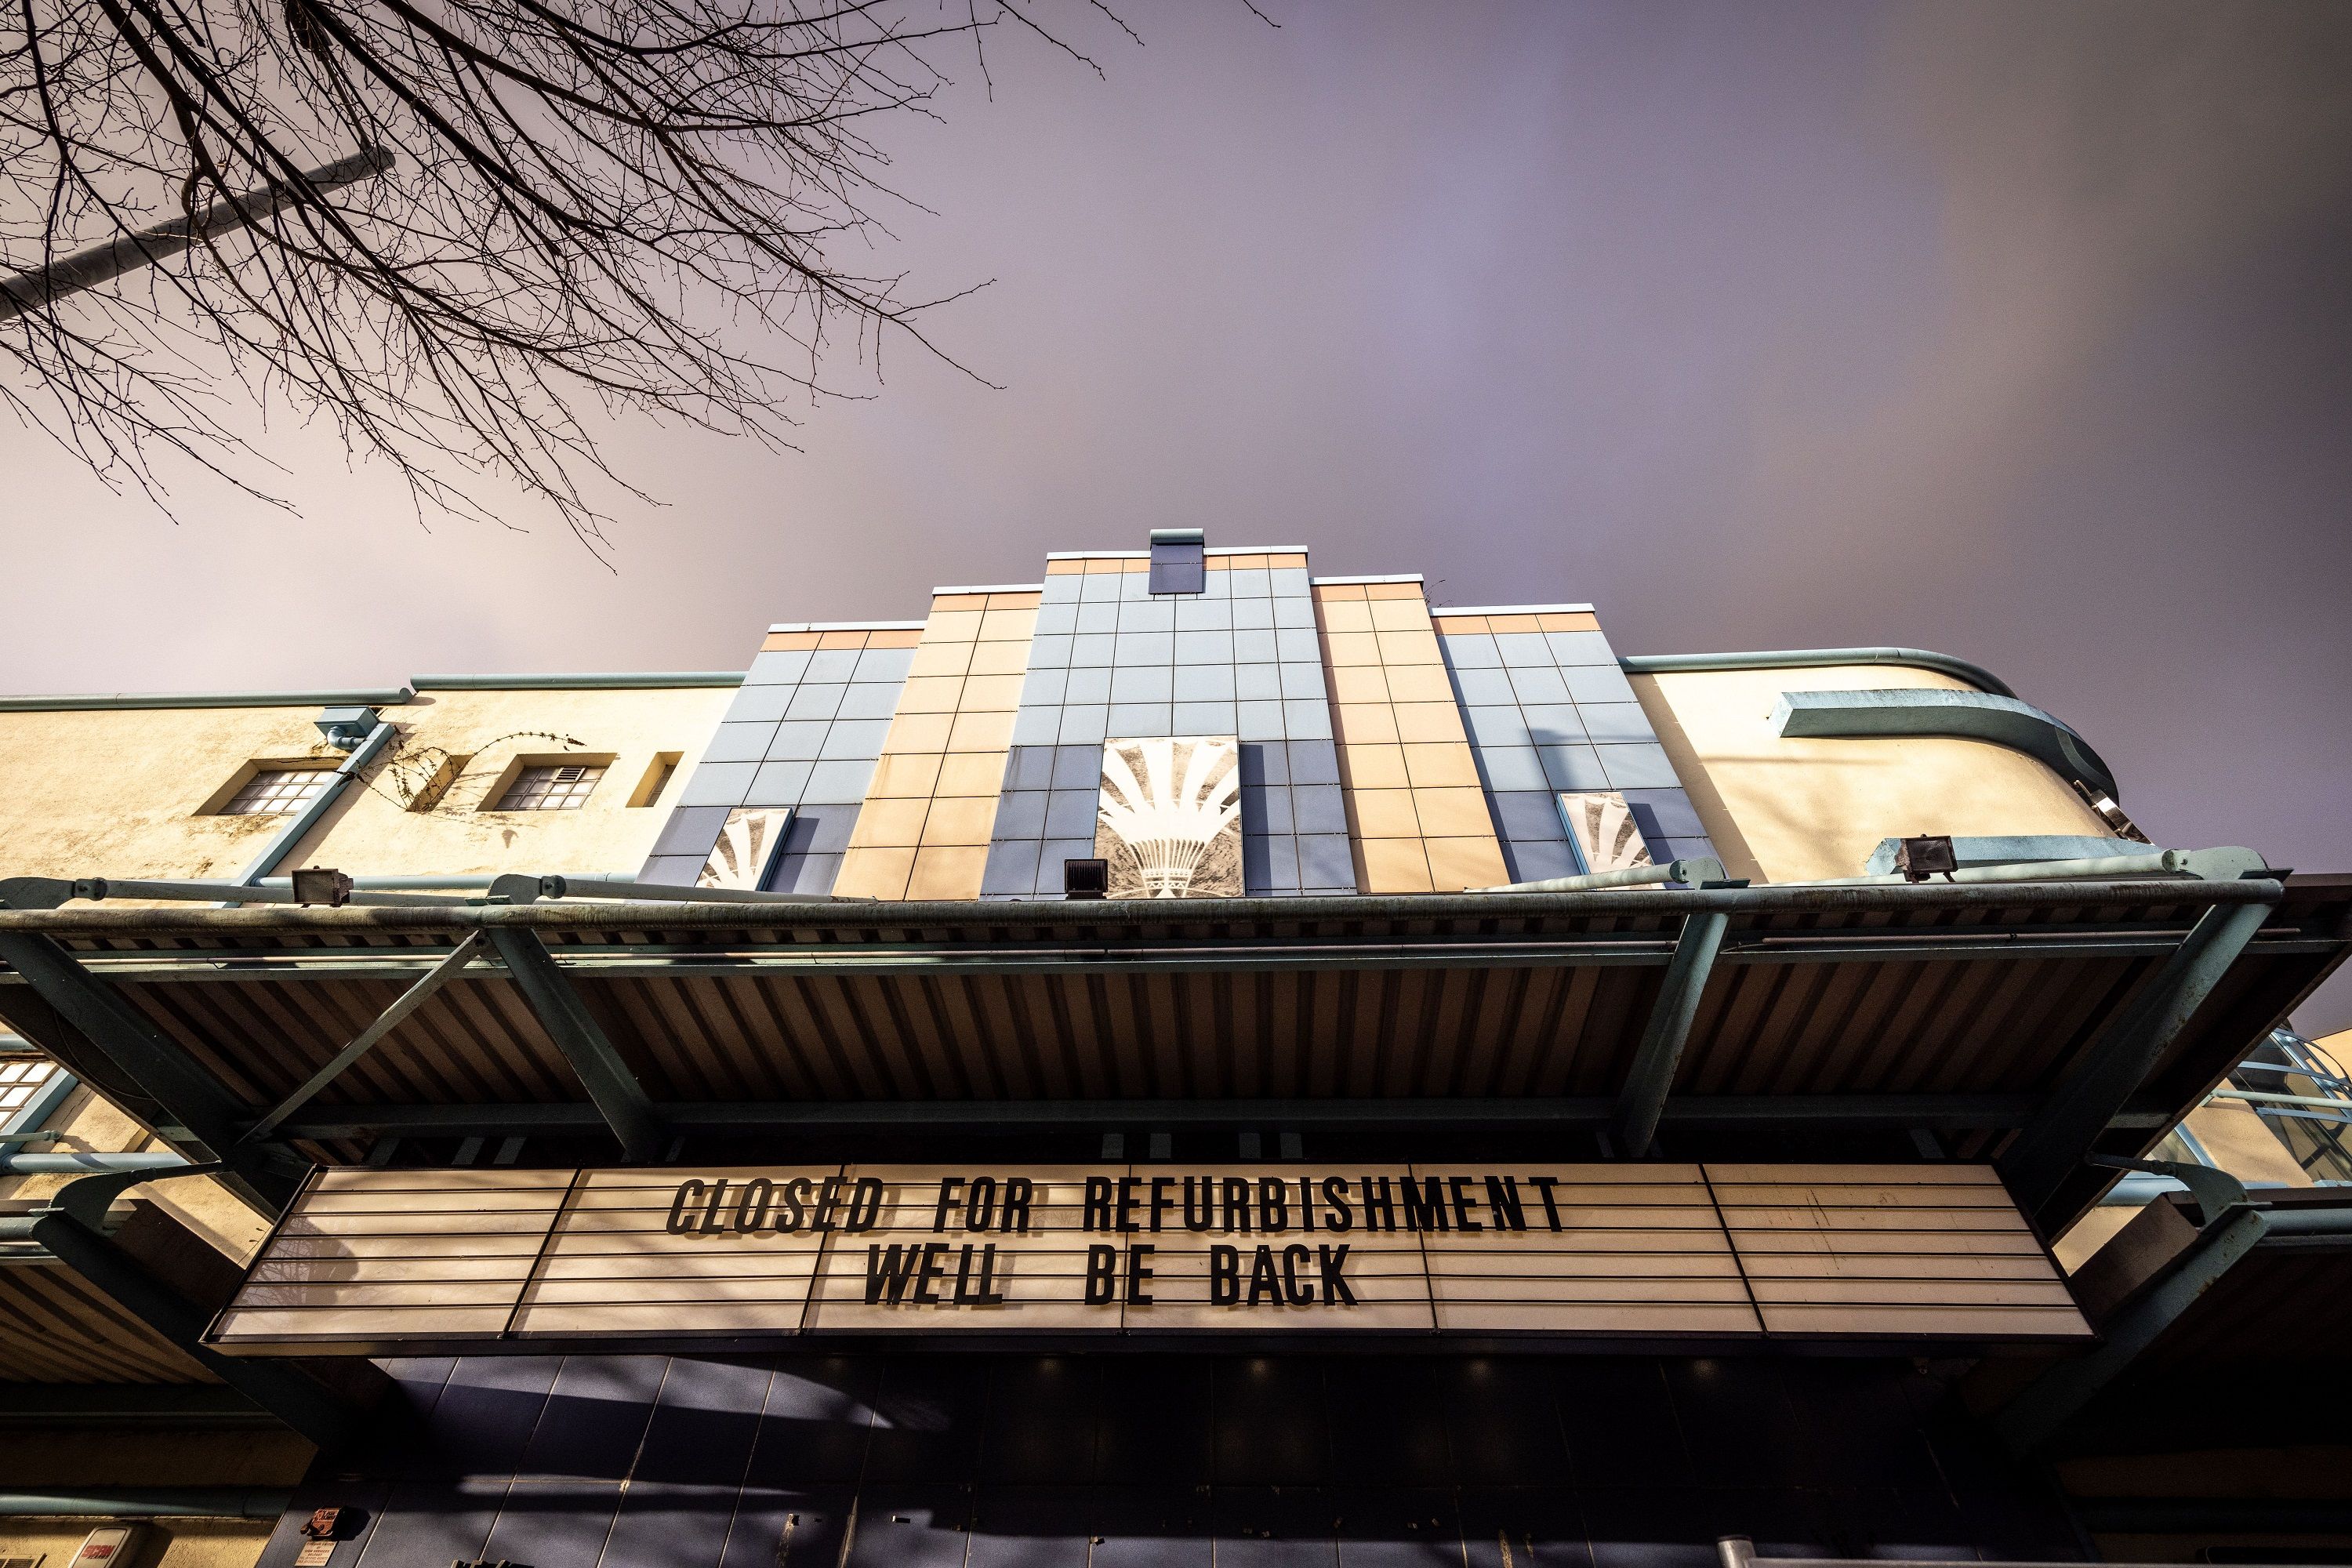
[1,0,1138,549]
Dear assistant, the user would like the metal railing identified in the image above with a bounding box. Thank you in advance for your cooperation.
[2223,1029,2352,1181]
[1720,1536,2339,1568]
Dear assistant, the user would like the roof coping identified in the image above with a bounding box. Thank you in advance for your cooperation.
[0,688,416,712]
[412,673,742,690]
[1044,547,1311,561]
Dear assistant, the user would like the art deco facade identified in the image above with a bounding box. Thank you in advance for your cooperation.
[0,537,2347,1568]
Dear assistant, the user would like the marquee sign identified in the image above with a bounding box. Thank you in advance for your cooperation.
[206,1163,2089,1353]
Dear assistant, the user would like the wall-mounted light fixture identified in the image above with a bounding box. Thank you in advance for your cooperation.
[1895,835,1958,882]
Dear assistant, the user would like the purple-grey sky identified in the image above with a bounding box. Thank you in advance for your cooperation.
[8,1,2351,1028]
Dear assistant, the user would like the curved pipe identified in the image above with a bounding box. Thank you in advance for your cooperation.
[1621,647,2015,699]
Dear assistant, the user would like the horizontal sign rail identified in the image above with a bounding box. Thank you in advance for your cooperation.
[209,1161,2089,1356]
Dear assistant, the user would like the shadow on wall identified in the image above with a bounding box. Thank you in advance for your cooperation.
[264,1352,2085,1568]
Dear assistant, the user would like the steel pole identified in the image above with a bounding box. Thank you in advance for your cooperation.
[0,146,390,321]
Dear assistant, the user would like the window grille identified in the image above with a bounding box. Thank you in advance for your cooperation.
[495,763,606,811]
[0,1054,61,1130]
[221,766,338,815]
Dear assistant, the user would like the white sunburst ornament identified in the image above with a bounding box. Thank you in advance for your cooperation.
[1096,736,1243,898]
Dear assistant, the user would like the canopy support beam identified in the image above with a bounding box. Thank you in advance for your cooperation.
[1999,898,2275,1218]
[240,931,485,1146]
[486,928,663,1161]
[1612,910,1730,1156]
[0,931,289,1210]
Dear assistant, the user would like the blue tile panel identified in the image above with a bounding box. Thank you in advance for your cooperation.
[639,631,918,892]
[987,561,1356,898]
[1439,622,1715,881]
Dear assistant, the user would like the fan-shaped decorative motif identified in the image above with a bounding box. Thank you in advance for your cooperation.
[699,807,790,890]
[1095,736,1243,898]
[1559,790,1652,874]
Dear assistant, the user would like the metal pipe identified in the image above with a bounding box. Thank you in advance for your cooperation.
[2209,1088,2352,1112]
[0,1489,292,1519]
[78,877,472,909]
[2255,1205,2352,1237]
[0,876,2288,935]
[1621,647,2014,699]
[1802,851,2194,887]
[1471,857,1728,894]
[519,874,851,906]
[1,147,391,319]
[254,872,633,891]
[0,1151,188,1174]
[222,717,401,902]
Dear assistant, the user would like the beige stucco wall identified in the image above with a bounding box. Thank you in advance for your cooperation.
[0,682,734,1240]
[0,1519,280,1568]
[2053,1098,2314,1272]
[0,685,735,884]
[1629,664,2114,884]
[0,1085,271,1260]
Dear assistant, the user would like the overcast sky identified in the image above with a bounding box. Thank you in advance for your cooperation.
[8,1,2351,1029]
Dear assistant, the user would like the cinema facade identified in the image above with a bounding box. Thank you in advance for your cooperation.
[2,536,2349,1568]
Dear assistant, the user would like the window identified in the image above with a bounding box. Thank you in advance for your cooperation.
[495,762,606,811]
[221,765,338,815]
[1147,528,1206,595]
[630,752,683,808]
[0,1053,62,1131]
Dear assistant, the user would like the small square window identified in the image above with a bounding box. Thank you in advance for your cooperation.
[1147,529,1206,596]
[221,766,339,815]
[495,763,607,811]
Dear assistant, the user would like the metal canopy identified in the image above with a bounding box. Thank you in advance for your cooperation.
[0,877,2344,1234]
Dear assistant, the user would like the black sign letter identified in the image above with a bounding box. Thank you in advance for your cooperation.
[1084,1243,1120,1305]
[1317,1245,1357,1305]
[1400,1176,1448,1233]
[843,1177,886,1232]
[1258,1178,1288,1232]
[1210,1244,1240,1305]
[1446,1175,1482,1233]
[1280,1244,1313,1305]
[1126,1243,1156,1305]
[866,1244,920,1304]
[1002,1178,1034,1234]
